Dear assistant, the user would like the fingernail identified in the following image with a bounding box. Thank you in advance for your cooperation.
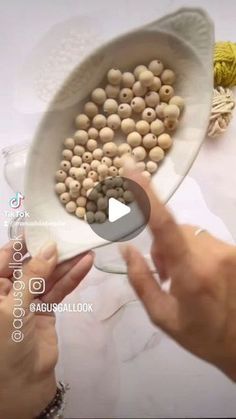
[119,244,129,261]
[39,241,57,260]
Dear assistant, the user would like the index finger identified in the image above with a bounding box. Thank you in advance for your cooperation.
[123,158,189,270]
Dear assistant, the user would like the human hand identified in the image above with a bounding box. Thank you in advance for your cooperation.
[0,239,93,418]
[121,164,236,381]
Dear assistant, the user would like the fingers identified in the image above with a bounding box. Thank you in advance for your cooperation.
[123,158,189,271]
[120,244,179,333]
[42,252,94,304]
[0,238,27,277]
[150,241,168,281]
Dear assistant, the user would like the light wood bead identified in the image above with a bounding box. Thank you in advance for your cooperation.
[81,163,90,173]
[55,183,66,194]
[84,101,98,118]
[70,190,80,199]
[139,70,154,87]
[74,167,86,180]
[142,170,151,180]
[82,152,93,163]
[142,108,156,123]
[158,133,173,149]
[74,145,85,156]
[76,196,87,207]
[91,159,100,170]
[113,156,122,168]
[86,201,97,212]
[142,133,157,149]
[118,143,132,156]
[119,88,133,103]
[131,97,145,113]
[118,103,132,119]
[155,102,168,119]
[88,171,98,181]
[127,132,142,147]
[159,85,174,102]
[74,130,88,145]
[80,188,87,197]
[62,149,73,161]
[91,88,107,105]
[169,95,185,112]
[134,65,147,79]
[60,160,71,172]
[101,157,112,167]
[132,81,147,97]
[65,177,73,188]
[108,166,118,176]
[60,192,70,204]
[163,104,180,120]
[132,146,147,161]
[70,180,81,192]
[148,59,164,76]
[99,127,114,143]
[66,201,76,213]
[122,72,135,87]
[82,178,94,190]
[103,142,118,157]
[88,127,99,139]
[75,113,90,130]
[161,69,176,85]
[103,98,118,115]
[146,161,158,174]
[64,137,75,150]
[107,114,121,130]
[145,91,160,107]
[150,119,164,136]
[164,118,179,132]
[76,207,86,218]
[92,149,103,161]
[136,161,146,171]
[71,156,82,167]
[105,84,120,98]
[107,68,122,85]
[121,118,136,134]
[149,76,161,92]
[86,139,98,152]
[69,167,77,179]
[92,114,106,130]
[97,164,108,177]
[149,146,165,162]
[136,120,150,135]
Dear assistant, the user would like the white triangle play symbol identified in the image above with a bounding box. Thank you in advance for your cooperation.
[108,198,131,222]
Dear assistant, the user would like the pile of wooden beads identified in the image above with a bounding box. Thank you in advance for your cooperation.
[55,59,184,223]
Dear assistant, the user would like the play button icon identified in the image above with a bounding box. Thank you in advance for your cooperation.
[108,198,131,222]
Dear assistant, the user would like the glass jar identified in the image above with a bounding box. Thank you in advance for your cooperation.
[2,142,29,192]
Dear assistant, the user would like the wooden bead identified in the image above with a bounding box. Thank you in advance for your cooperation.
[136,161,146,171]
[92,114,106,130]
[132,81,147,97]
[69,179,81,190]
[118,143,131,156]
[66,201,76,213]
[90,159,100,170]
[60,160,71,172]
[149,146,165,162]
[87,188,98,200]
[150,119,164,136]
[131,97,145,113]
[97,164,108,177]
[118,103,132,118]
[123,190,134,203]
[119,88,133,103]
[92,149,103,161]
[107,114,121,130]
[155,102,168,119]
[106,188,118,199]
[127,132,142,147]
[95,211,107,223]
[142,133,157,149]
[163,104,180,120]
[101,156,112,167]
[70,189,80,199]
[148,59,164,76]
[76,196,87,207]
[75,113,90,130]
[74,130,88,145]
[99,127,114,143]
[149,76,161,92]
[74,167,86,180]
[64,137,75,149]
[134,65,147,79]
[85,211,95,224]
[91,88,107,105]
[81,163,90,173]
[55,183,66,194]
[161,69,175,85]
[60,192,70,204]
[169,95,185,112]
[62,149,73,161]
[107,68,122,85]
[84,101,98,118]
[88,127,99,139]
[119,167,124,176]
[132,146,147,161]
[74,145,85,156]
[121,118,136,134]
[71,156,82,167]
[103,98,118,115]
[108,166,118,176]
[146,161,158,174]
[145,91,160,107]
[80,188,87,197]
[158,133,173,149]
[122,72,135,87]
[164,118,179,132]
[88,171,98,181]
[56,170,67,182]
[139,70,154,87]
[69,167,77,179]
[65,177,73,188]
[142,170,151,180]
[142,108,156,123]
[97,197,108,210]
[86,201,97,212]
[113,156,122,168]
[159,85,174,102]
[136,120,150,135]
[115,187,124,197]
[103,142,118,157]
[105,84,120,98]
[76,207,86,218]
[86,139,98,152]
[118,197,125,203]
[82,152,93,163]
[83,178,94,190]
[113,177,123,187]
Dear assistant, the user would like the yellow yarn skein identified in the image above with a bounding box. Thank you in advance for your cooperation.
[214,42,236,87]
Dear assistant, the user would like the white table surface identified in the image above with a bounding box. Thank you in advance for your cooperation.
[1,1,236,418]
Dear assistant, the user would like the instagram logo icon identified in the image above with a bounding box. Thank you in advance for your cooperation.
[9,192,24,209]
[29,278,45,295]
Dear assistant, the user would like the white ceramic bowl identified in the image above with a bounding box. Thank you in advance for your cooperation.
[25,8,214,262]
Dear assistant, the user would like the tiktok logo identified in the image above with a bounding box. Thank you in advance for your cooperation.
[9,192,25,209]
